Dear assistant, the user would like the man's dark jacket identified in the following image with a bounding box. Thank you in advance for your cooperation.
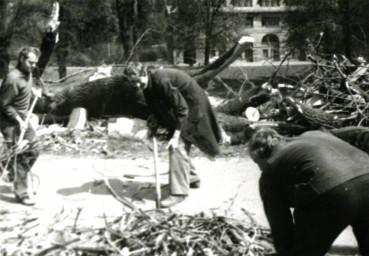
[143,68,222,156]
[258,131,369,255]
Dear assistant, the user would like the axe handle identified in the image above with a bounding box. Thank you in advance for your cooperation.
[152,136,161,209]
[18,95,39,144]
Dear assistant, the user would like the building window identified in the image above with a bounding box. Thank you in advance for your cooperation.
[258,0,280,6]
[263,49,269,58]
[245,17,253,27]
[245,46,254,62]
[231,0,253,7]
[262,17,280,27]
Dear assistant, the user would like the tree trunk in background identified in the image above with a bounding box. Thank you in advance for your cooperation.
[203,1,211,66]
[339,0,352,59]
[178,0,197,66]
[165,25,174,64]
[183,37,196,66]
[0,38,10,79]
[0,0,12,79]
[115,0,135,61]
[55,3,69,79]
[204,30,211,66]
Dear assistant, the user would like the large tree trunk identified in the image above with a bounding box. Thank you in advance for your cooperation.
[190,37,252,88]
[37,36,251,118]
[215,84,271,116]
[41,75,150,120]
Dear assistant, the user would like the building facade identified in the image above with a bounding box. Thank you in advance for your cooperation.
[172,0,290,64]
[222,0,288,62]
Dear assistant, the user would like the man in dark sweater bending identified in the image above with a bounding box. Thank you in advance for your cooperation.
[249,128,369,256]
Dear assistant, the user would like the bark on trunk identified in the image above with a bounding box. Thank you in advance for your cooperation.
[286,97,343,129]
[215,85,271,116]
[37,31,58,77]
[43,75,150,120]
[215,112,252,132]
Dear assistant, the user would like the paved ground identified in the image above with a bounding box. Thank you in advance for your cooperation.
[0,150,360,255]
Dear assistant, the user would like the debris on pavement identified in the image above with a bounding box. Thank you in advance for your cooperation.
[0,207,274,256]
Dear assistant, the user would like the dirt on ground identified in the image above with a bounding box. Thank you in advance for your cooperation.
[0,135,360,255]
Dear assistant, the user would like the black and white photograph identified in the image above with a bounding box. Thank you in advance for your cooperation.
[1,0,369,255]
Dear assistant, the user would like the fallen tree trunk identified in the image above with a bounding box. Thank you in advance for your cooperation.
[216,112,252,132]
[45,75,150,119]
[215,84,271,116]
[35,37,254,120]
[285,97,344,129]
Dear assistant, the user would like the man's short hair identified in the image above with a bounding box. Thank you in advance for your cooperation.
[17,46,40,63]
[249,127,283,162]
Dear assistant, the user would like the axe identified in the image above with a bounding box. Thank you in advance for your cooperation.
[152,136,161,208]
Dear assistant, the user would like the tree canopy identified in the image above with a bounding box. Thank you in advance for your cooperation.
[284,0,369,60]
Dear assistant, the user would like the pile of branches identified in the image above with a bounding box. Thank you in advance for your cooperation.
[246,54,369,136]
[36,121,151,158]
[0,209,274,256]
[36,122,114,157]
[288,54,369,127]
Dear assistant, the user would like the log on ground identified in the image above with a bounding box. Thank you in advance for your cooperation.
[42,75,151,120]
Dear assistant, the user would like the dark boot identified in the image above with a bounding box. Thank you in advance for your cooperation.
[15,194,35,206]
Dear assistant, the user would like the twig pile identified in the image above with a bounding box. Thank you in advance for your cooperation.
[106,210,273,256]
[287,54,369,127]
[250,54,369,133]
[34,121,152,158]
[0,209,274,256]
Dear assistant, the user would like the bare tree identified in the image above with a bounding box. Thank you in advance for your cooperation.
[0,0,25,78]
[200,0,227,65]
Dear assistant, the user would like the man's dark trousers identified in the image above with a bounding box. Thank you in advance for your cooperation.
[293,174,369,256]
[1,118,39,197]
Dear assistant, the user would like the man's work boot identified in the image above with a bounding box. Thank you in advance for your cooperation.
[160,195,186,208]
[190,180,201,189]
[15,194,35,206]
